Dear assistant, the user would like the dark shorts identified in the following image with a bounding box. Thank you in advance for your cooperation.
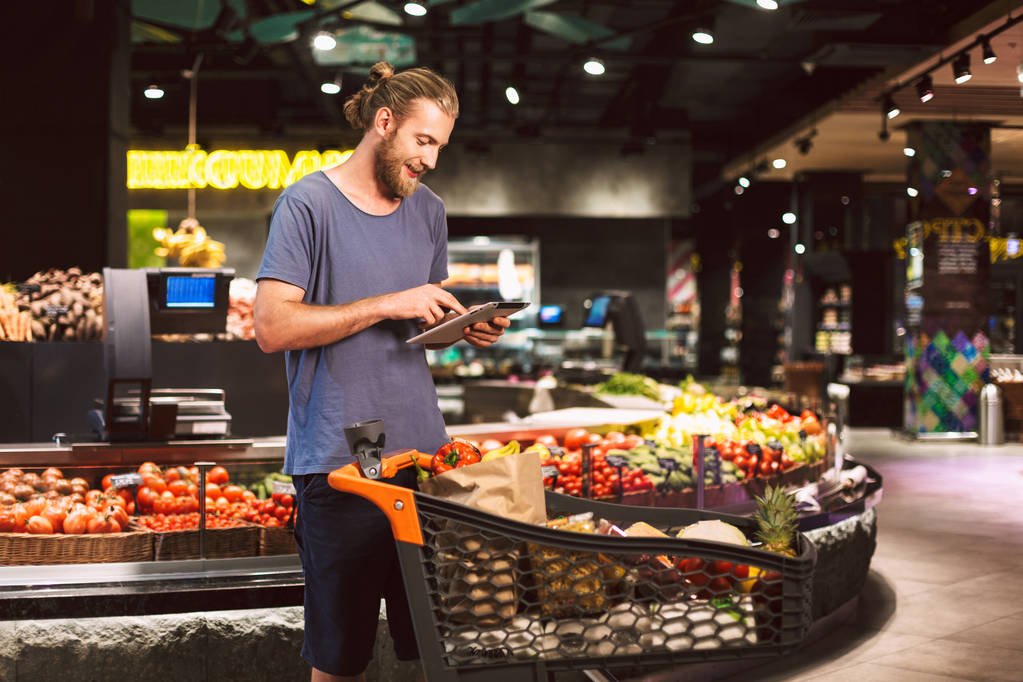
[293,469,419,676]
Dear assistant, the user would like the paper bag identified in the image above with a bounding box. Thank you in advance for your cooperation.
[418,449,547,524]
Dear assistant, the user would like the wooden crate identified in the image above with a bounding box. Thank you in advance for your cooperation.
[0,530,153,565]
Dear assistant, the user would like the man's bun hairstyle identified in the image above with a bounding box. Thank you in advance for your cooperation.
[343,61,459,131]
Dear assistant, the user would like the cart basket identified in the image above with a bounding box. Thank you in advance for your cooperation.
[329,451,816,682]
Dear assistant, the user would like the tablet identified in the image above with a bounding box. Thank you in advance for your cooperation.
[406,301,529,345]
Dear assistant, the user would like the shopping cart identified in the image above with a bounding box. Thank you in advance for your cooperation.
[328,451,816,682]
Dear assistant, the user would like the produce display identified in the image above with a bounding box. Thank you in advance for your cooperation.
[594,372,665,402]
[1,268,104,342]
[226,277,257,340]
[0,467,131,534]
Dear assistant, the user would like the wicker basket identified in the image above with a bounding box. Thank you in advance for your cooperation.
[259,525,298,556]
[135,522,260,561]
[0,530,153,565]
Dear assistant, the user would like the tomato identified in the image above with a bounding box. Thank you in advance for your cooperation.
[0,510,14,532]
[138,462,162,476]
[137,486,155,510]
[41,505,66,530]
[431,440,482,474]
[278,494,293,509]
[603,431,627,446]
[22,497,46,517]
[62,509,91,534]
[677,557,709,587]
[222,485,245,503]
[759,460,779,476]
[623,434,646,449]
[87,515,121,534]
[263,518,281,528]
[205,483,223,500]
[479,439,505,453]
[26,515,54,534]
[105,504,129,528]
[101,473,114,490]
[166,479,187,497]
[207,466,230,486]
[563,428,590,451]
[142,475,167,494]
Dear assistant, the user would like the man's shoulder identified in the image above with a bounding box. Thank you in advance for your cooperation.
[411,182,444,209]
[277,171,333,206]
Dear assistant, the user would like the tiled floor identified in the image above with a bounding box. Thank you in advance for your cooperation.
[715,428,1023,682]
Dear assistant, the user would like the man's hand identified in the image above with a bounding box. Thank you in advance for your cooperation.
[463,316,510,348]
[381,284,466,326]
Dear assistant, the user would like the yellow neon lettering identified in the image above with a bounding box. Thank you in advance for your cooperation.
[126,148,351,189]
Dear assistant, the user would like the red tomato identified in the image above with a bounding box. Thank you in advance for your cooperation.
[101,473,114,490]
[623,434,646,449]
[603,431,627,446]
[205,483,223,500]
[207,466,230,485]
[26,515,54,534]
[167,479,189,497]
[138,462,162,477]
[222,485,245,503]
[563,428,590,451]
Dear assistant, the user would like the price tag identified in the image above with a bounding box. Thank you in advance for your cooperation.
[547,446,565,458]
[541,465,560,479]
[16,283,40,295]
[605,455,629,468]
[658,457,678,472]
[110,473,143,489]
[44,305,69,318]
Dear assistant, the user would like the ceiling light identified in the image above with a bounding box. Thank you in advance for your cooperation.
[904,147,916,157]
[907,187,919,198]
[692,29,714,45]
[953,53,971,84]
[981,36,996,64]
[403,2,427,17]
[756,0,779,9]
[782,211,797,224]
[505,86,520,105]
[772,158,787,169]
[883,95,900,119]
[767,228,781,239]
[738,176,751,188]
[312,31,337,51]
[734,185,745,195]
[144,84,164,99]
[794,243,806,255]
[583,58,605,76]
[320,81,341,95]
[1017,62,1023,83]
[916,74,934,103]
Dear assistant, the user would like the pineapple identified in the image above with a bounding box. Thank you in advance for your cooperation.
[753,484,798,557]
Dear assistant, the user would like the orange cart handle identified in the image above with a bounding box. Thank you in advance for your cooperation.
[326,450,433,546]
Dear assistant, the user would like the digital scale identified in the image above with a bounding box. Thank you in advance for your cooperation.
[92,267,235,442]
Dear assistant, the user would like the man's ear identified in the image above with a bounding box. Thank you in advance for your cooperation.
[372,106,395,137]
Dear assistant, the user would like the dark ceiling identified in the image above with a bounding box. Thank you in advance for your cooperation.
[129,0,992,188]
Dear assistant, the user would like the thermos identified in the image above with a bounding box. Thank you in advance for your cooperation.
[979,383,1004,445]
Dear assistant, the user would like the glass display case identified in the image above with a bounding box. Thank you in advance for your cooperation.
[444,236,540,330]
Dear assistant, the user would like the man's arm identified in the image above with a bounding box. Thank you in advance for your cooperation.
[253,279,466,353]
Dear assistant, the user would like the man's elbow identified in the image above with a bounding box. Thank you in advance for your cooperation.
[254,318,284,354]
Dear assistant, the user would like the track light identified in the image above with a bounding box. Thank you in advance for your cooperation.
[904,147,916,157]
[772,158,787,169]
[953,53,971,84]
[907,187,919,198]
[403,2,427,16]
[320,80,341,95]
[738,176,751,188]
[505,86,520,105]
[883,95,900,120]
[144,84,164,99]
[916,74,934,103]
[692,29,714,45]
[312,31,336,51]
[782,212,797,224]
[981,36,997,64]
[756,0,779,9]
[583,58,606,76]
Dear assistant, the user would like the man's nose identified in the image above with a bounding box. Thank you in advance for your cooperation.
[422,148,439,170]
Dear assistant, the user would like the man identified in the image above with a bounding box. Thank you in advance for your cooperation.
[254,61,510,682]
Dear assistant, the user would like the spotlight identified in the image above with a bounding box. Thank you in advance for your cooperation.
[320,80,341,95]
[505,86,520,105]
[916,74,934,102]
[953,53,971,84]
[782,211,797,224]
[756,0,779,9]
[734,186,745,195]
[692,29,714,45]
[904,147,916,157]
[907,187,919,198]
[767,228,781,239]
[144,84,164,99]
[772,158,787,169]
[583,58,606,76]
[981,36,996,64]
[883,95,900,119]
[738,176,751,188]
[312,31,336,51]
[794,243,806,255]
[404,2,427,16]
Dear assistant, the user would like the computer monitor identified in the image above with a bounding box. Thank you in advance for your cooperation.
[539,304,565,327]
[146,267,234,334]
[582,295,612,328]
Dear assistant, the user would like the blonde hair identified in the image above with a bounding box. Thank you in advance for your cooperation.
[343,61,459,130]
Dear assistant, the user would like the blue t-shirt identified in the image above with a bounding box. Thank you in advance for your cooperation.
[257,171,451,475]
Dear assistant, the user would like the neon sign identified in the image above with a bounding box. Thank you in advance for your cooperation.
[127,145,353,190]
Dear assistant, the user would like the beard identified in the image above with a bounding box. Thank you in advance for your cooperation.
[375,133,424,199]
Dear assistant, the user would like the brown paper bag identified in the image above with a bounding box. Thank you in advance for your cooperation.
[418,449,547,524]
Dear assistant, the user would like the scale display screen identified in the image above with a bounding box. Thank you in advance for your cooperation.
[583,295,611,327]
[165,275,216,308]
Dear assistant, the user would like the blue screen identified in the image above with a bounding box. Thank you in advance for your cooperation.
[539,305,563,324]
[166,275,216,308]
[584,295,611,327]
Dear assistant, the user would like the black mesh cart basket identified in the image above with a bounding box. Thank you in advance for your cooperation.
[328,451,816,682]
